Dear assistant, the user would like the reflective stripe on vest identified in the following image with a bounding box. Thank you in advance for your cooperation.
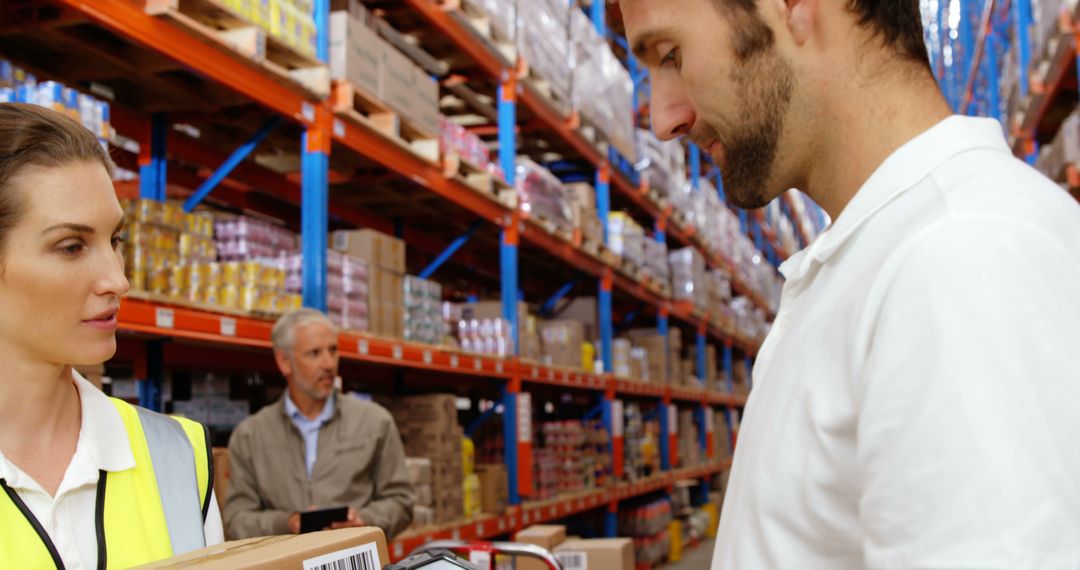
[0,398,211,569]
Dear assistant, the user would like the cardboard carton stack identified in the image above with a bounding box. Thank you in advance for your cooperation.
[405,457,434,528]
[403,276,443,345]
[570,7,637,162]
[566,182,604,244]
[609,212,646,268]
[475,463,508,515]
[540,320,586,369]
[620,499,674,567]
[555,538,635,570]
[714,410,733,460]
[515,525,567,570]
[331,229,406,339]
[456,300,535,359]
[677,409,703,468]
[389,394,464,524]
[688,343,718,391]
[172,373,250,432]
[328,7,440,136]
[516,158,574,234]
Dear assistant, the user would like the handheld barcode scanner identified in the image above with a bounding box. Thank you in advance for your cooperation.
[386,540,562,570]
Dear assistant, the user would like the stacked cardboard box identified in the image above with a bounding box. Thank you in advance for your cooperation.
[539,320,586,369]
[458,301,539,360]
[475,463,508,515]
[331,229,406,338]
[570,8,637,161]
[405,457,434,528]
[677,409,703,468]
[328,8,440,135]
[389,394,465,524]
[688,344,718,390]
[515,525,567,570]
[714,410,733,460]
[403,276,443,345]
[516,158,574,233]
[609,212,646,268]
[670,246,708,312]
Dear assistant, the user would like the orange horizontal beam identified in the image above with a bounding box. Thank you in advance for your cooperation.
[59,0,314,122]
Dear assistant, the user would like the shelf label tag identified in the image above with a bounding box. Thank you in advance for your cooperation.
[496,361,504,373]
[155,308,174,329]
[392,345,403,360]
[669,404,678,435]
[532,367,539,378]
[423,350,433,365]
[333,119,345,138]
[450,355,459,368]
[301,102,316,121]
[358,339,369,355]
[476,522,485,535]
[474,359,483,371]
[705,409,715,434]
[219,317,236,337]
[613,400,624,437]
[517,393,532,443]
[546,369,554,381]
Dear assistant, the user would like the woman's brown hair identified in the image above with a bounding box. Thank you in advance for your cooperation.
[0,103,115,250]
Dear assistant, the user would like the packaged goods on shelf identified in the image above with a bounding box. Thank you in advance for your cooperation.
[463,472,482,518]
[636,128,687,202]
[388,394,465,524]
[688,343,718,390]
[669,247,709,312]
[216,215,298,260]
[516,526,567,570]
[554,538,635,570]
[714,410,733,460]
[569,9,637,161]
[608,212,646,268]
[765,199,800,254]
[516,158,574,233]
[331,229,406,338]
[519,0,572,106]
[620,499,673,566]
[564,182,605,244]
[623,403,660,482]
[539,320,586,369]
[439,116,503,179]
[677,409,703,468]
[380,41,441,136]
[172,373,251,430]
[283,251,369,331]
[403,276,443,345]
[454,314,515,357]
[533,420,611,499]
[613,338,632,378]
[269,0,318,58]
[1037,110,1080,181]
[461,0,518,44]
[456,300,540,359]
[731,296,770,346]
[0,64,113,145]
[643,239,671,283]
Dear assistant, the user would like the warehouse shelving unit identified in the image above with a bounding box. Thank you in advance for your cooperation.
[0,0,768,561]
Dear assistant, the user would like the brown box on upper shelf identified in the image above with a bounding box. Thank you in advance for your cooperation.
[631,335,667,384]
[328,11,384,97]
[407,65,440,136]
[403,394,458,427]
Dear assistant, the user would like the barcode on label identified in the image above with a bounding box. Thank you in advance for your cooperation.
[302,542,380,570]
[469,551,492,568]
[556,551,588,570]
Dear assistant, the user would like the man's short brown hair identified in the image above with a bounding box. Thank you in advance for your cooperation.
[719,0,930,68]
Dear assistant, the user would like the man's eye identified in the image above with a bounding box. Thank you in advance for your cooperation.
[661,48,679,68]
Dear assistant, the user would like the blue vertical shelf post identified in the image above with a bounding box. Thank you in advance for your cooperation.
[301,0,330,311]
[137,112,168,410]
[498,76,523,506]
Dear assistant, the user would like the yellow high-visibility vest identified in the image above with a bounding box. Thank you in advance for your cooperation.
[0,398,212,569]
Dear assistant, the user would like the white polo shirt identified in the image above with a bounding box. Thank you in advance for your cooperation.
[0,371,223,570]
[712,116,1080,569]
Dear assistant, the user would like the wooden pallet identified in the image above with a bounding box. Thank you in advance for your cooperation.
[522,65,573,119]
[331,81,440,165]
[144,0,329,98]
[442,150,514,204]
[600,246,620,268]
[621,259,642,282]
[530,214,574,243]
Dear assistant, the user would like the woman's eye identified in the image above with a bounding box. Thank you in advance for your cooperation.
[60,242,85,256]
[111,235,125,250]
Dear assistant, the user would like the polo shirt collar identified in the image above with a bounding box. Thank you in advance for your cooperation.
[780,115,1010,282]
[73,370,135,473]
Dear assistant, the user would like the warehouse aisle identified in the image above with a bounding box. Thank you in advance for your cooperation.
[666,539,715,570]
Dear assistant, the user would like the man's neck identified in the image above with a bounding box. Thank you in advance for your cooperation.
[803,65,953,221]
[287,387,329,421]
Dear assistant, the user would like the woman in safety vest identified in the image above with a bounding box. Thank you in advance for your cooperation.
[0,103,223,569]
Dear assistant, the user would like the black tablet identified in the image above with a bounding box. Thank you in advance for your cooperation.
[299,506,349,534]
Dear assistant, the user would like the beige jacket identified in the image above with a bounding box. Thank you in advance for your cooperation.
[224,394,414,540]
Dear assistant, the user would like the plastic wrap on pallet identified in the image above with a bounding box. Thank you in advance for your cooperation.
[608,212,646,267]
[462,0,518,43]
[439,116,503,179]
[515,157,574,231]
[570,9,637,161]
[669,247,708,311]
[644,239,670,281]
[519,0,572,105]
[636,128,687,206]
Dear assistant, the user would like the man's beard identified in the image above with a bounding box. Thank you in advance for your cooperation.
[692,23,795,209]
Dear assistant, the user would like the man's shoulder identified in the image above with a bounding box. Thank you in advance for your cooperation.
[337,395,394,425]
[232,399,285,439]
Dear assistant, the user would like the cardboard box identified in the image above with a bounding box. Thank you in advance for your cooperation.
[328,11,383,97]
[554,538,634,570]
[402,430,462,459]
[415,484,432,507]
[475,463,507,514]
[540,320,585,369]
[515,525,567,570]
[212,448,230,512]
[403,394,458,427]
[331,229,406,273]
[380,45,417,124]
[405,457,432,486]
[407,65,440,137]
[632,335,667,384]
[134,527,389,569]
[368,267,404,338]
[551,297,597,336]
[461,301,533,353]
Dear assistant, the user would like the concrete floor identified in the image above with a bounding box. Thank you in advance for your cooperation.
[664,537,715,570]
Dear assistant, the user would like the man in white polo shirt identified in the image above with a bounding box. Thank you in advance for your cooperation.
[621,0,1080,567]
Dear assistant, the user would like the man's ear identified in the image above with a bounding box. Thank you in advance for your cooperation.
[274,350,293,379]
[784,0,820,46]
